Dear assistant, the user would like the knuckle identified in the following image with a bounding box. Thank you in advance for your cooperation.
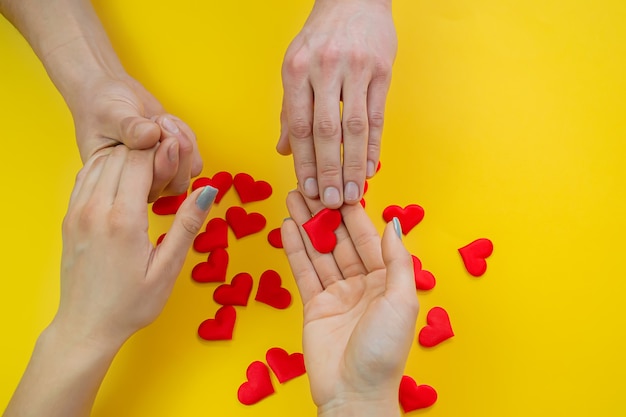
[317,162,341,180]
[344,115,368,136]
[368,110,385,130]
[179,215,203,237]
[289,118,313,141]
[314,117,340,140]
[317,45,341,68]
[284,49,310,77]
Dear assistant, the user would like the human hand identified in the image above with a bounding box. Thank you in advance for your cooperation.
[281,190,418,416]
[277,0,396,208]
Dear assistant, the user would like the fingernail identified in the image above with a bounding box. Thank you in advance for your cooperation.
[344,181,360,203]
[366,160,376,178]
[196,186,218,211]
[283,217,292,222]
[168,141,178,162]
[323,187,341,207]
[162,117,180,134]
[392,217,403,239]
[303,177,319,198]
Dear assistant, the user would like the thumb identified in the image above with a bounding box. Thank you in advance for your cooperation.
[150,186,218,278]
[119,115,162,150]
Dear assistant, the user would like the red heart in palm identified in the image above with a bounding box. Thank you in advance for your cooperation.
[302,208,342,253]
[151,192,187,215]
[233,173,273,203]
[192,171,233,203]
[237,361,275,405]
[225,206,267,239]
[265,347,305,384]
[382,204,424,235]
[192,248,229,283]
[213,272,253,306]
[399,375,437,411]
[197,305,236,341]
[418,306,454,348]
[412,255,436,291]
[193,218,229,253]
[458,238,493,277]
[255,270,291,309]
[267,227,283,248]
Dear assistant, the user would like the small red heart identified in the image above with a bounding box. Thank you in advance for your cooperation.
[193,218,229,253]
[418,306,454,348]
[363,180,369,195]
[237,361,275,405]
[197,305,236,341]
[156,233,166,246]
[399,375,437,411]
[192,171,233,203]
[360,198,366,208]
[267,227,283,248]
[302,208,342,253]
[255,270,291,309]
[265,347,306,384]
[151,192,187,215]
[213,272,253,306]
[192,248,229,283]
[225,206,267,239]
[233,173,273,203]
[458,238,493,277]
[382,204,424,235]
[376,160,382,173]
[412,255,436,291]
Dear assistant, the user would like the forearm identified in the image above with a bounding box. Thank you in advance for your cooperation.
[3,321,122,417]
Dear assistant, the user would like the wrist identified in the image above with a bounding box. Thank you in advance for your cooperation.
[317,393,401,417]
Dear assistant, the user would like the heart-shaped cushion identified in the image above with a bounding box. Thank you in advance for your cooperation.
[192,171,233,204]
[418,306,454,348]
[193,218,229,253]
[213,272,253,306]
[151,192,187,215]
[267,227,283,249]
[233,173,273,203]
[382,204,424,235]
[265,347,306,384]
[237,361,275,405]
[302,208,342,253]
[225,206,267,239]
[192,248,229,283]
[399,375,437,411]
[412,255,436,291]
[458,238,493,277]
[255,270,291,309]
[197,305,236,341]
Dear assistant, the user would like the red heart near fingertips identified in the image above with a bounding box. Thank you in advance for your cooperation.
[225,206,267,239]
[197,305,236,341]
[151,192,187,215]
[418,307,454,348]
[156,233,166,246]
[213,273,253,306]
[192,248,229,283]
[192,171,233,204]
[382,204,424,235]
[399,375,437,411]
[265,347,306,384]
[194,218,229,253]
[412,255,436,291]
[458,238,493,277]
[302,208,342,253]
[255,270,292,309]
[233,173,273,203]
[237,361,275,405]
[267,228,283,248]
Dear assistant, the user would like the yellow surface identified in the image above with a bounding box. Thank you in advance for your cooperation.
[2,0,626,415]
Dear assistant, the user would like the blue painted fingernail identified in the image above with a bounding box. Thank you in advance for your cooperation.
[196,186,218,211]
[392,217,403,239]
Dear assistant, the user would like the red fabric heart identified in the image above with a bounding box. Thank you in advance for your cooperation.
[237,361,275,405]
[399,375,437,411]
[267,227,283,248]
[151,192,187,215]
[382,204,424,235]
[225,206,267,239]
[213,272,253,306]
[360,198,366,208]
[192,171,233,203]
[265,347,306,384]
[418,306,454,348]
[156,233,166,246]
[412,255,436,291]
[233,173,273,203]
[363,180,369,195]
[302,208,342,253]
[193,218,229,253]
[192,248,229,283]
[458,238,493,277]
[255,270,291,309]
[197,305,236,341]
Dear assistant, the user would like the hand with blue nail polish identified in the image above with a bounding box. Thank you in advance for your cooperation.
[281,190,418,417]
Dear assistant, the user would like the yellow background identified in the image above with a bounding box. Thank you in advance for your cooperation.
[2,0,626,415]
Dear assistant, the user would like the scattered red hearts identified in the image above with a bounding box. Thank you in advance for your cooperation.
[192,171,233,204]
[213,272,253,306]
[225,206,267,239]
[194,218,229,253]
[266,347,306,384]
[197,305,236,341]
[267,227,283,249]
[192,248,229,283]
[233,173,273,203]
[382,204,424,235]
[255,270,292,309]
[418,306,454,348]
[458,238,493,277]
[151,192,187,215]
[412,255,436,291]
[302,208,342,253]
[399,375,437,411]
[237,361,275,405]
